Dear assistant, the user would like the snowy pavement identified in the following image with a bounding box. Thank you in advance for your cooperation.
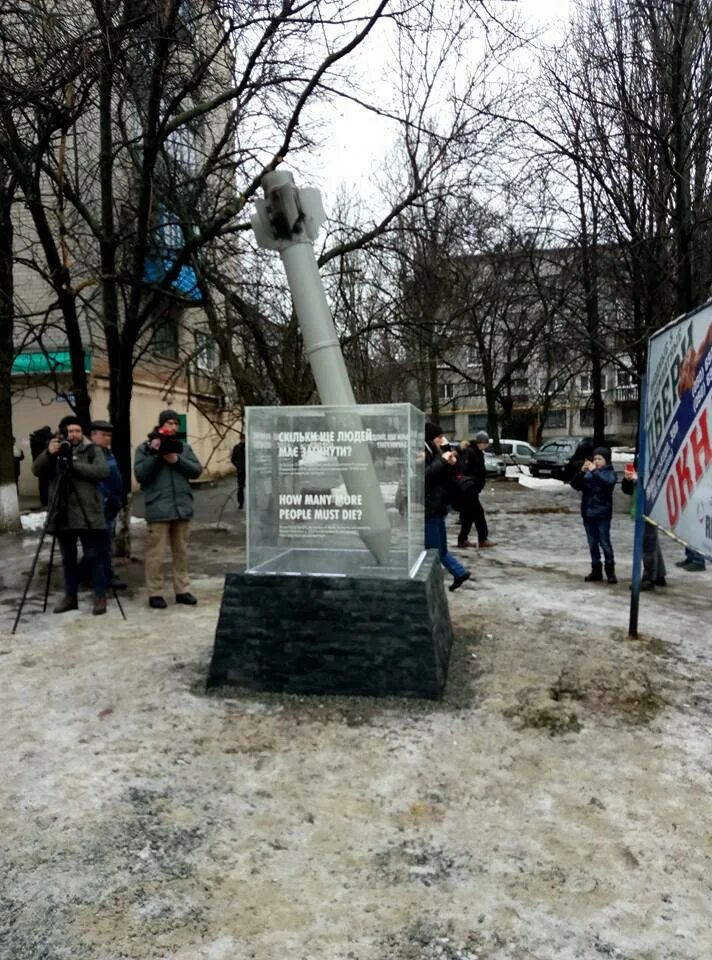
[1,478,711,960]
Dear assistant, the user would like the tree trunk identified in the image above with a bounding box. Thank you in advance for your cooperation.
[0,178,21,533]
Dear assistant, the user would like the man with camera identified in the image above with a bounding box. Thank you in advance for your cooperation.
[32,415,110,615]
[134,409,203,609]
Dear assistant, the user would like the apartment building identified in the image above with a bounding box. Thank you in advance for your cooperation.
[9,1,241,495]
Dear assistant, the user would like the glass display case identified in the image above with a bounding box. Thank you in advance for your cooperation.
[245,404,425,579]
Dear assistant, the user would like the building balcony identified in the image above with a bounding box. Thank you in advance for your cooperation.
[615,384,638,402]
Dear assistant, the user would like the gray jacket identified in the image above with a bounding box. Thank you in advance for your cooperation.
[32,440,110,532]
[134,442,203,522]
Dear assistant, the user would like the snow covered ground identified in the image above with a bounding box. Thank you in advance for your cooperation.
[2,479,711,959]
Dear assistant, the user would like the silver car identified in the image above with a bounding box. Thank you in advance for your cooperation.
[484,451,506,477]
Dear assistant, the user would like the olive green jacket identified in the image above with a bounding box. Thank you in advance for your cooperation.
[134,442,203,522]
[32,440,110,532]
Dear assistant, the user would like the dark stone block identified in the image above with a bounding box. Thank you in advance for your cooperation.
[206,550,453,700]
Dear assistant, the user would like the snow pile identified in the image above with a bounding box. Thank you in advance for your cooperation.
[517,474,567,491]
[505,464,531,479]
[21,511,146,532]
[20,511,47,532]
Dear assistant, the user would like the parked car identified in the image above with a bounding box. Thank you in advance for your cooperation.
[484,451,506,477]
[492,439,538,465]
[529,436,595,482]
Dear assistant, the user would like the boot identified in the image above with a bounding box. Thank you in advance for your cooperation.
[605,562,618,584]
[53,595,78,614]
[584,564,603,582]
[92,596,107,616]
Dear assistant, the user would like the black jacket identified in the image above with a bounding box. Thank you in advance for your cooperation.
[424,442,457,518]
[458,444,486,494]
[231,441,246,476]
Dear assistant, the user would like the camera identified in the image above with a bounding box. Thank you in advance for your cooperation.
[148,427,183,455]
[57,439,73,466]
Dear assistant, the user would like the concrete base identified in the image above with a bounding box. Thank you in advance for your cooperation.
[206,550,453,699]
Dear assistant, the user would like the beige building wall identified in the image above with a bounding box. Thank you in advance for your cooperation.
[12,373,239,499]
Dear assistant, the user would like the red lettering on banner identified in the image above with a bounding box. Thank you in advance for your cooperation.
[666,475,679,527]
[665,405,712,528]
[674,446,694,509]
[689,408,712,479]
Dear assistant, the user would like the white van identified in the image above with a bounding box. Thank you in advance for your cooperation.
[493,439,538,465]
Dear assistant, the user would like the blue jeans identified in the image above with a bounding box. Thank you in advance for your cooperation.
[425,516,468,580]
[685,547,706,570]
[583,517,614,567]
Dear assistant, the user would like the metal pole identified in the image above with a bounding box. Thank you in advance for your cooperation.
[628,375,648,638]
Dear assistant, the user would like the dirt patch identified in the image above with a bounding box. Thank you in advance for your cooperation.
[505,663,665,735]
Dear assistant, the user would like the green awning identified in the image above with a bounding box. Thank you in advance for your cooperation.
[12,351,91,375]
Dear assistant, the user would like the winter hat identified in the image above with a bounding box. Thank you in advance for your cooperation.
[593,446,611,463]
[473,430,490,445]
[90,419,114,432]
[58,414,82,432]
[158,409,181,426]
[425,421,444,444]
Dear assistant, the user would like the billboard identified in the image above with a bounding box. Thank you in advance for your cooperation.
[645,302,712,554]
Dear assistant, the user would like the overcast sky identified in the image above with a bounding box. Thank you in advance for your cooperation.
[296,0,573,213]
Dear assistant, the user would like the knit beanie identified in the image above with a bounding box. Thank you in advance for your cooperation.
[593,446,611,463]
[58,415,82,432]
[158,409,181,426]
[425,421,443,444]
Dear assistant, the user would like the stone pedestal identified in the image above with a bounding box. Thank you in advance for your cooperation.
[206,551,453,700]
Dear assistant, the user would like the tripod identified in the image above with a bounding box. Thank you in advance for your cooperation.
[12,459,127,634]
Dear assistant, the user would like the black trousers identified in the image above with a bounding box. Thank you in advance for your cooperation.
[57,530,107,598]
[459,493,488,545]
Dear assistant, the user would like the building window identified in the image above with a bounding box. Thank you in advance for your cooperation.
[580,407,608,428]
[545,409,566,428]
[435,415,455,434]
[152,308,180,360]
[166,110,199,175]
[539,376,562,394]
[195,331,217,372]
[144,208,202,302]
[617,368,632,386]
[439,382,455,401]
[579,373,608,393]
[468,413,489,432]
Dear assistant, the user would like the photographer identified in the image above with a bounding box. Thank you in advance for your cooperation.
[31,415,110,615]
[134,409,203,609]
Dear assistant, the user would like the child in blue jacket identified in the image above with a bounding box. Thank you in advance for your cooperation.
[570,446,618,583]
